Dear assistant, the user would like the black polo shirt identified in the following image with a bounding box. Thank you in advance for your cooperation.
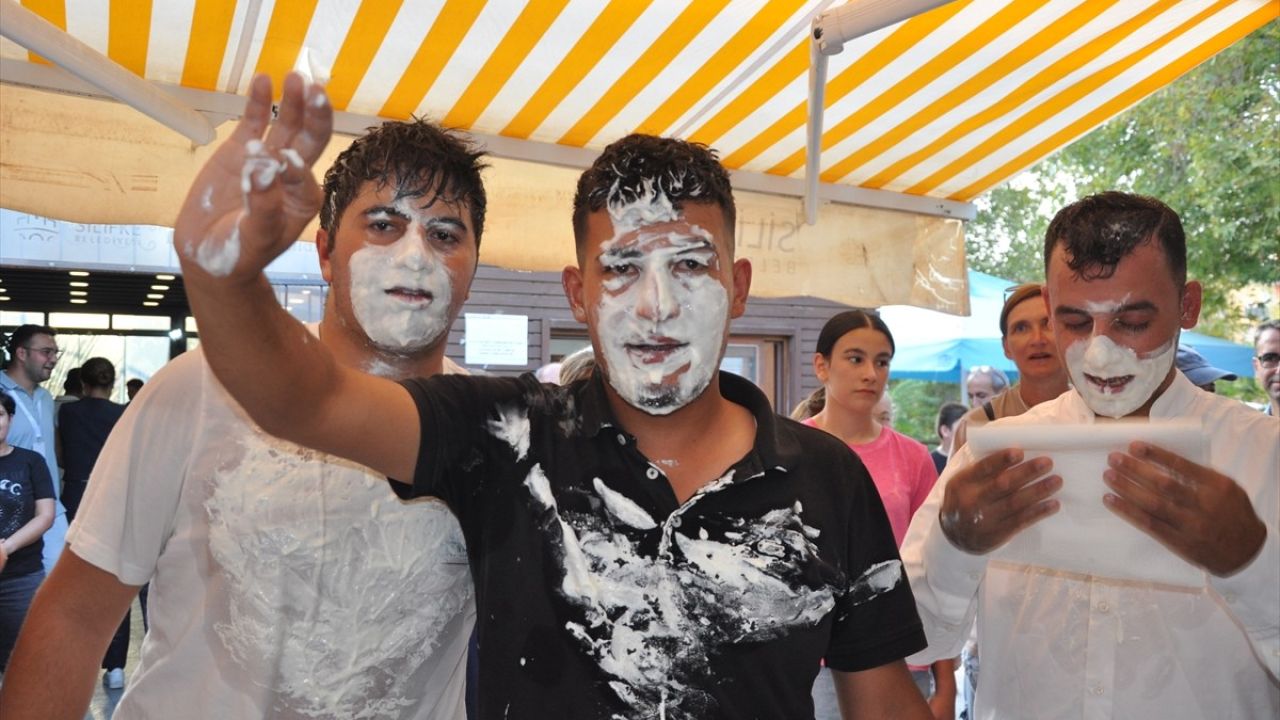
[397,371,925,720]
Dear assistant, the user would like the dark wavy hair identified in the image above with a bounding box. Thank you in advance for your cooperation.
[4,324,56,368]
[1044,191,1186,284]
[815,310,896,358]
[320,119,488,250]
[572,134,735,260]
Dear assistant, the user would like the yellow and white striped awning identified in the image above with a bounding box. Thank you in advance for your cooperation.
[0,1,1274,311]
[3,0,1273,202]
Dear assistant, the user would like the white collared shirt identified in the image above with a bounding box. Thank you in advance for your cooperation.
[903,372,1280,719]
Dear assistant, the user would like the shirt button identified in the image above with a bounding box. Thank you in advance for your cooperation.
[1096,601,1110,613]
[671,516,682,528]
[1092,684,1104,696]
[616,433,627,445]
[646,467,659,480]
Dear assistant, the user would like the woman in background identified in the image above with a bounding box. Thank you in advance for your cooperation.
[806,310,955,720]
[56,356,130,689]
[0,392,56,672]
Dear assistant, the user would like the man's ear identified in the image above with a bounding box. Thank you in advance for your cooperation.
[316,229,334,284]
[1180,280,1203,329]
[562,265,588,323]
[1002,335,1014,360]
[729,258,752,319]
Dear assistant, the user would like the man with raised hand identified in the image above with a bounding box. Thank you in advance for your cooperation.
[0,113,484,719]
[902,192,1279,719]
[154,73,930,720]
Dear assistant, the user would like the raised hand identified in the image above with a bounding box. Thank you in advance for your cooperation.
[173,72,333,284]
[939,449,1061,554]
[1104,442,1266,576]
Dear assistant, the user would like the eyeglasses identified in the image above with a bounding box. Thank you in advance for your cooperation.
[1258,353,1280,370]
[24,346,62,359]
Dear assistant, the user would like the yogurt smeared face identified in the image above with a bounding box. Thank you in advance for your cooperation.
[596,223,729,414]
[1064,334,1175,418]
[579,185,736,415]
[1047,242,1198,418]
[348,204,456,352]
[326,182,476,355]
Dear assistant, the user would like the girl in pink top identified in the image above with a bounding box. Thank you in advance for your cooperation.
[805,310,954,720]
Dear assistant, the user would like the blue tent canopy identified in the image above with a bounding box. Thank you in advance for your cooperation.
[880,270,1255,383]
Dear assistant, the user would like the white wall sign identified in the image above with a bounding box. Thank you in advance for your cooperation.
[464,313,529,366]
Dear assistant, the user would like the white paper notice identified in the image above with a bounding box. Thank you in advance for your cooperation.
[464,313,529,366]
[967,420,1208,588]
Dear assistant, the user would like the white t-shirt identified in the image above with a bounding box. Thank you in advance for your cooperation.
[67,345,475,720]
[903,371,1280,719]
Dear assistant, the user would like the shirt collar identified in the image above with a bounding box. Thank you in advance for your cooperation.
[573,370,795,472]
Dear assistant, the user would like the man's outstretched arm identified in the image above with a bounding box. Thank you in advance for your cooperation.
[0,551,139,720]
[173,73,418,481]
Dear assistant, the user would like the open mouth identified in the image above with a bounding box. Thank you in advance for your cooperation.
[385,287,434,305]
[1084,373,1132,394]
[625,338,687,364]
[1027,351,1054,361]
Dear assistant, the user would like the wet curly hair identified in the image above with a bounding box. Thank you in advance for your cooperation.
[1043,191,1186,284]
[320,119,488,250]
[571,134,735,260]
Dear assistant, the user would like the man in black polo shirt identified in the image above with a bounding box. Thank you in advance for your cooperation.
[169,72,929,719]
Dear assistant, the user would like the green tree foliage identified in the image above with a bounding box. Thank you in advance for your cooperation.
[966,21,1279,338]
[887,379,957,447]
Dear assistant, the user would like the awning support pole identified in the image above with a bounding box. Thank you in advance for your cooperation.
[805,0,958,225]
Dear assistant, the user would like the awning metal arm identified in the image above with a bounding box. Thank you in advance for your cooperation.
[805,0,958,225]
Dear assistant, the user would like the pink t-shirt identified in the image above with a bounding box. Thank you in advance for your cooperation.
[803,420,938,547]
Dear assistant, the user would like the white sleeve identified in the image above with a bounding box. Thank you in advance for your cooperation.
[1207,417,1280,679]
[901,444,989,665]
[65,350,204,586]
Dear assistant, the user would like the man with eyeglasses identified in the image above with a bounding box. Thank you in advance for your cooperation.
[1,325,68,572]
[1254,319,1280,416]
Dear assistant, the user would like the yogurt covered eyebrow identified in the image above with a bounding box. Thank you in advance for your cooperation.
[597,238,716,262]
[363,206,468,231]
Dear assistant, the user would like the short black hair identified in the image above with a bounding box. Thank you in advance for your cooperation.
[936,402,968,433]
[1255,319,1280,350]
[80,357,116,390]
[0,391,14,416]
[63,367,83,394]
[320,119,488,250]
[816,310,896,358]
[572,134,735,260]
[4,324,56,367]
[1044,191,1186,284]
